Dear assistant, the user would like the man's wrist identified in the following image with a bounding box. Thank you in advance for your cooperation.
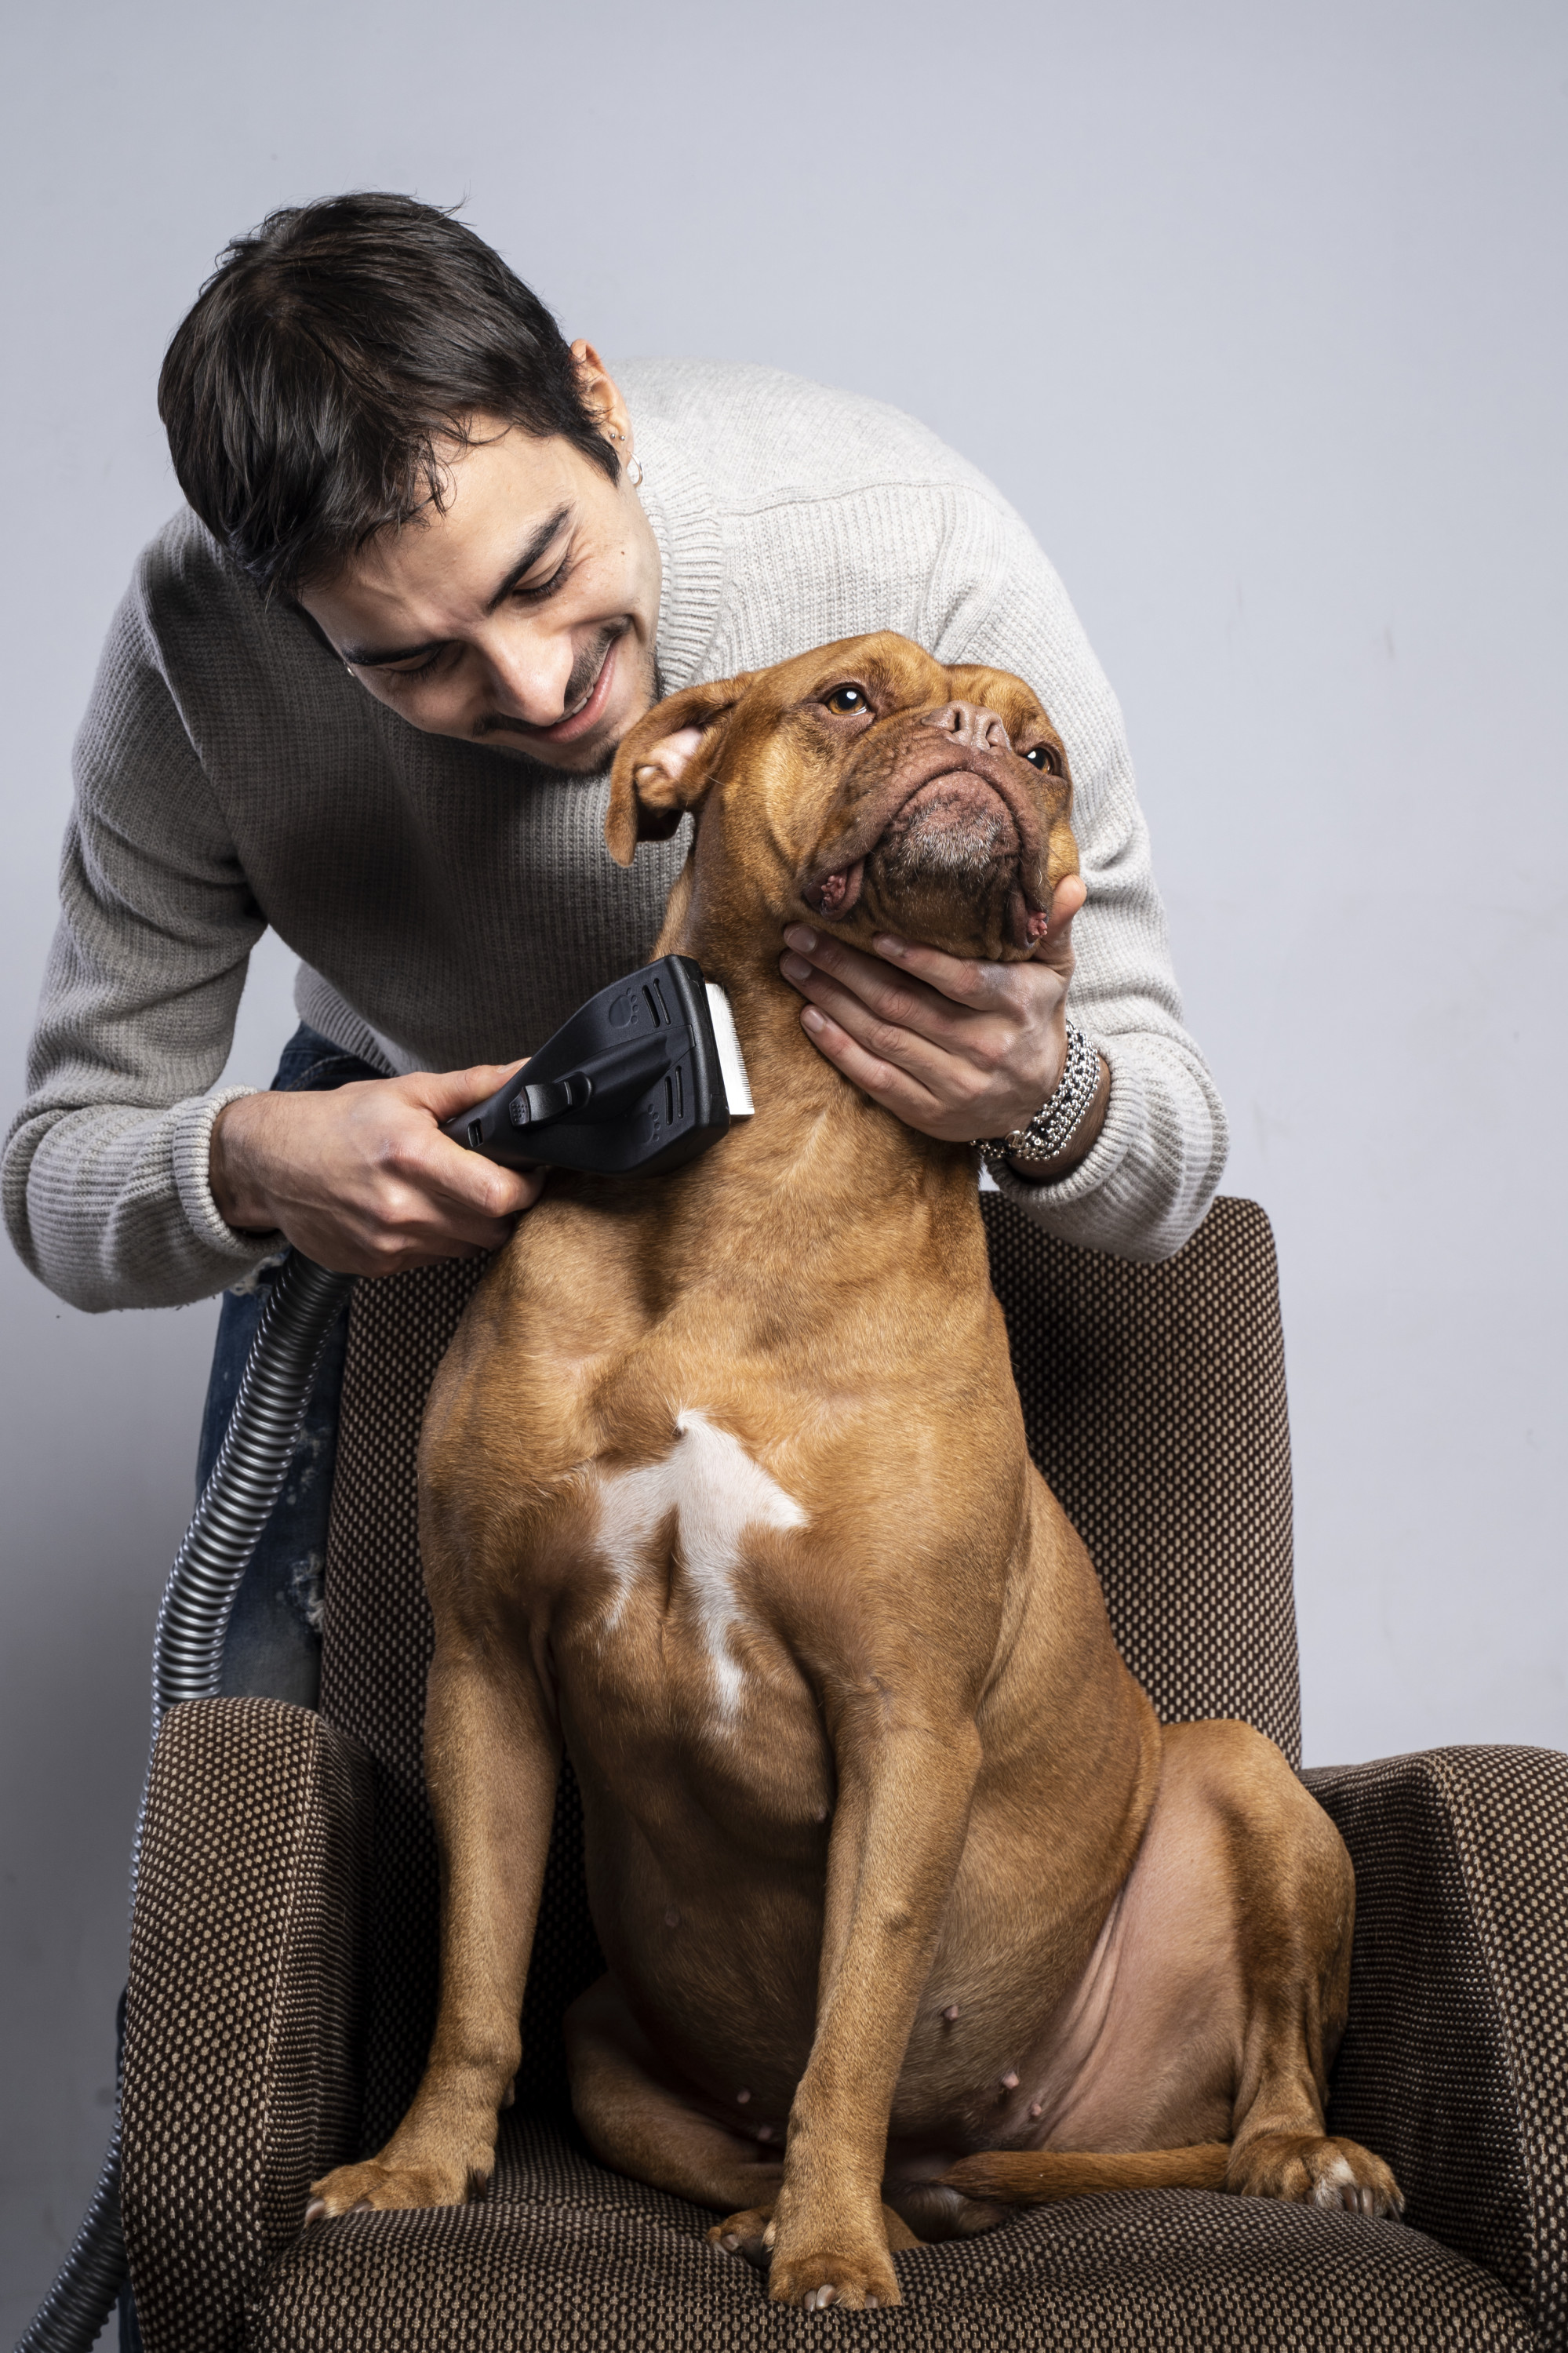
[977,1025,1108,1186]
[209,1093,278,1233]
[1004,1054,1111,1184]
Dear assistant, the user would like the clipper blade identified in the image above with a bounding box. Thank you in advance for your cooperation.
[704,984,755,1117]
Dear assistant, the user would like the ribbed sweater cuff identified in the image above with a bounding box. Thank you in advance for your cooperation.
[169,1086,288,1265]
[988,1035,1143,1217]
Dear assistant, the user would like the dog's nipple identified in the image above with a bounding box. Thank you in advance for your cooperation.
[736,2089,751,2104]
[1000,2070,1020,2092]
[941,2005,960,2023]
[756,2124,774,2142]
[1028,2101,1043,2120]
[664,1907,681,1929]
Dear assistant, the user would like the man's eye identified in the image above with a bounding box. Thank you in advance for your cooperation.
[515,557,571,603]
[823,684,869,715]
[1024,744,1062,774]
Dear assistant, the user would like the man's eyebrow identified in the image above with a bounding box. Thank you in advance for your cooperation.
[339,507,574,667]
[483,505,573,613]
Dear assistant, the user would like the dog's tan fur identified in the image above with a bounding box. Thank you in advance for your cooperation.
[307,634,1401,2309]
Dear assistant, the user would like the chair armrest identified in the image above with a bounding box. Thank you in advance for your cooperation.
[122,1697,373,2353]
[1304,1744,1568,2350]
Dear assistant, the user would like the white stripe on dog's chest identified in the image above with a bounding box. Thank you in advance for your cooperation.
[592,1411,807,1711]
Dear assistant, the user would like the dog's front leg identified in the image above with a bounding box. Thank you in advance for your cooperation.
[306,1640,560,2218]
[764,1702,982,2309]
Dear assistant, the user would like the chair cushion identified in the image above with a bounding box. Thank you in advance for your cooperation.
[246,2115,1536,2350]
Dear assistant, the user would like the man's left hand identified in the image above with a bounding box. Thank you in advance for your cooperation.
[778,873,1094,1147]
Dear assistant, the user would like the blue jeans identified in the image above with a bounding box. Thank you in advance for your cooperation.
[202,1024,381,1705]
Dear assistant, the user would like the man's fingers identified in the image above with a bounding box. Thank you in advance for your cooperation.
[213,1070,546,1276]
[407,1060,527,1122]
[798,1007,947,1122]
[784,921,1075,1140]
[785,923,965,1016]
[780,928,1014,1049]
[787,960,999,1100]
[868,933,1015,1009]
[394,1062,539,1220]
[405,1136,542,1227]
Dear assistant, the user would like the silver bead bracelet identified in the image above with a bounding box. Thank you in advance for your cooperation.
[975,1022,1102,1174]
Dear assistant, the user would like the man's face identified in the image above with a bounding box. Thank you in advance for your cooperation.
[297,361,661,774]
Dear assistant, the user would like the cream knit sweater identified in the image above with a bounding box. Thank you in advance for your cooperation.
[5,360,1227,1311]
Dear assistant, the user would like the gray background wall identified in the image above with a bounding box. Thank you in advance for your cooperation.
[2,0,1563,2330]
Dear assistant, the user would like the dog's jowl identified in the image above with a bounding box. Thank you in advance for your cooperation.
[305,633,1401,2311]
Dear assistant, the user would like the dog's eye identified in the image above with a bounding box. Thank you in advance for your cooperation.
[1024,744,1062,774]
[822,684,869,716]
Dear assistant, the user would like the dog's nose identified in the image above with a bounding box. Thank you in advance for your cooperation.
[922,700,1012,755]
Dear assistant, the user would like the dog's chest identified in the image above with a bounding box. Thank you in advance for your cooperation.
[580,1409,808,1717]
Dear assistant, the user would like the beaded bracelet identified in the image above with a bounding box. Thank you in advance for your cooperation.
[975,1023,1102,1174]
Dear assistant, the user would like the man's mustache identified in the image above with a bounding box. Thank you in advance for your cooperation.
[475,624,628,740]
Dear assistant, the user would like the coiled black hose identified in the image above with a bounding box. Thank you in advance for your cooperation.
[14,1253,356,2353]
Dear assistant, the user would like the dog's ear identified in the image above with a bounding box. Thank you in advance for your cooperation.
[606,673,753,867]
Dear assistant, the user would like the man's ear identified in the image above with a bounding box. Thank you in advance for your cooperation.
[606,674,752,867]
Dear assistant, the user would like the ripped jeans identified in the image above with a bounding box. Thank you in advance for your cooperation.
[201,1023,381,1707]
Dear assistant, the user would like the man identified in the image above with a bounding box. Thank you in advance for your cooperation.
[5,191,1227,1701]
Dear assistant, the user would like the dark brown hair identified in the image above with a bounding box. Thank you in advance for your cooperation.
[158,191,618,594]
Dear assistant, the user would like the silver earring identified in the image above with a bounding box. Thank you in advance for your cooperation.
[608,427,623,442]
[627,456,643,488]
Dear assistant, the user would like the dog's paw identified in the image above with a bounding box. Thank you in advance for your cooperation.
[708,2203,775,2271]
[1228,2132,1404,2219]
[710,2200,908,2306]
[767,2204,902,2311]
[768,2232,901,2311]
[304,2155,489,2224]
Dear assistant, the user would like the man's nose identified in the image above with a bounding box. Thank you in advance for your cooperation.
[483,633,574,727]
[922,700,1012,754]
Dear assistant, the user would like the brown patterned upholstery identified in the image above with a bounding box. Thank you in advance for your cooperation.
[248,2116,1535,2351]
[122,1699,372,2353]
[984,1193,1301,1763]
[1307,1746,1568,2346]
[120,1197,1565,2350]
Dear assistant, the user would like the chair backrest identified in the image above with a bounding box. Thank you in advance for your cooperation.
[319,1194,1299,2151]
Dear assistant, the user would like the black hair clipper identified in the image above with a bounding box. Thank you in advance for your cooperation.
[442,955,755,1178]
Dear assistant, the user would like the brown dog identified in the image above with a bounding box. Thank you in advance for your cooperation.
[306,632,1401,2309]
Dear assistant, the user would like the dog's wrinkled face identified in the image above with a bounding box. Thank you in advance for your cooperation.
[606,632,1079,963]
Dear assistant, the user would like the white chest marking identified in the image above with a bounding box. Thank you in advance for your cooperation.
[592,1411,808,1712]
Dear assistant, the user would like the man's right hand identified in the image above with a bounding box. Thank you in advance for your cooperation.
[209,1065,544,1275]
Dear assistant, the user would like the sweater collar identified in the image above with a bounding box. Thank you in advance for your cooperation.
[627,407,726,694]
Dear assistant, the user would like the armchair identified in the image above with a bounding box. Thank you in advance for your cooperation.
[121,1199,1564,2349]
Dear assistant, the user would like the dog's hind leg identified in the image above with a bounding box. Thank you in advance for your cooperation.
[1203,1721,1405,2217]
[566,1972,786,2214]
[566,1975,922,2283]
[937,1722,1402,2224]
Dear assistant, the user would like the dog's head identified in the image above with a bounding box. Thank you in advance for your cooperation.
[606,632,1078,962]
